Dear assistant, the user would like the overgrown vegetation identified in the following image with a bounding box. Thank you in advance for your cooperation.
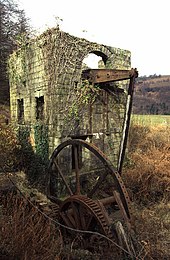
[16,125,48,188]
[62,80,101,133]
[0,117,20,170]
[0,117,170,259]
[34,123,49,163]
[123,122,170,259]
[0,193,61,259]
[0,119,48,188]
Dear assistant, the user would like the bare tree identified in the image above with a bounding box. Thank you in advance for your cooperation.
[0,0,30,104]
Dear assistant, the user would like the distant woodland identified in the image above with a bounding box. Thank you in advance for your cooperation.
[133,75,170,115]
[0,0,30,105]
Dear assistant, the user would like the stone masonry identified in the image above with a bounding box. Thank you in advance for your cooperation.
[9,27,131,167]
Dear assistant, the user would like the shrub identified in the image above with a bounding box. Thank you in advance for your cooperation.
[0,120,20,171]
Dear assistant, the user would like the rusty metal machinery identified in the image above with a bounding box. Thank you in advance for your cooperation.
[82,68,138,174]
[47,68,138,256]
[82,68,138,84]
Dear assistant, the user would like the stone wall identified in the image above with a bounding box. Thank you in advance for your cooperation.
[9,27,131,167]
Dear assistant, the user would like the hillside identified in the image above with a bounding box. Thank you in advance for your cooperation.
[133,75,170,114]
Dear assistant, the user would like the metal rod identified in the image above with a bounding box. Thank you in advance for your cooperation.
[117,74,136,174]
[99,195,116,205]
[73,145,81,194]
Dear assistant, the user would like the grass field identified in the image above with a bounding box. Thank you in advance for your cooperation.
[131,114,170,126]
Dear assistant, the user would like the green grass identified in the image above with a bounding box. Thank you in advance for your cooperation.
[131,114,170,126]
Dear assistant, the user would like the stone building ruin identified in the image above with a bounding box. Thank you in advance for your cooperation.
[9,27,132,168]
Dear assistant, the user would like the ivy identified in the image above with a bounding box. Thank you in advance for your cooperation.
[17,124,48,184]
[34,123,49,163]
[17,125,35,173]
[17,125,31,152]
[63,80,100,129]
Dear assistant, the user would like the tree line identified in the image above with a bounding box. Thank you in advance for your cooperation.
[0,0,30,104]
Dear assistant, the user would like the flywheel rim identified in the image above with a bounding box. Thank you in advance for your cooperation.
[47,139,131,220]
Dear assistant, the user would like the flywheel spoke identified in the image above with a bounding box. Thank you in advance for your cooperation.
[60,212,75,228]
[86,214,93,230]
[73,145,80,195]
[71,201,81,229]
[79,204,88,230]
[53,158,73,195]
[66,211,77,228]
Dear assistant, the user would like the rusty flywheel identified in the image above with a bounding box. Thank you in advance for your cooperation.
[47,139,133,252]
[59,195,113,238]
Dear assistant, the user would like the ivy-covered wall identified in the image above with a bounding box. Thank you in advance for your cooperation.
[9,27,131,167]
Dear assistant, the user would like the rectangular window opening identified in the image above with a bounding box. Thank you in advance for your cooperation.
[36,96,44,120]
[17,99,24,124]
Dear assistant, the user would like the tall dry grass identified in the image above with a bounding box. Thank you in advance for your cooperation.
[124,124,170,204]
[123,124,170,259]
[0,120,20,171]
[1,116,170,259]
[0,192,62,259]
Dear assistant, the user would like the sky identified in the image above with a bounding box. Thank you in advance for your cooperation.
[18,0,170,77]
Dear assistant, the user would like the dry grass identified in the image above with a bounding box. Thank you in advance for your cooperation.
[124,147,170,205]
[0,121,170,259]
[0,192,62,260]
[124,125,170,204]
[132,202,170,259]
[123,124,170,259]
[0,120,20,170]
[0,191,121,260]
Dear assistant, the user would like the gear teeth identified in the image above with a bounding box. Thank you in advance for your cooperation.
[60,195,113,239]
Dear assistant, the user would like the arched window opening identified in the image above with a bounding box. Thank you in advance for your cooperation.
[82,52,106,70]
